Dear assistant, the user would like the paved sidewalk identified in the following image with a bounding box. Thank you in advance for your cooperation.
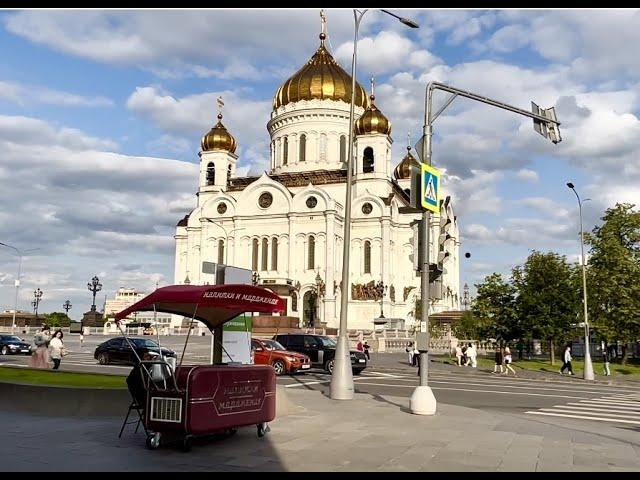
[3,387,639,471]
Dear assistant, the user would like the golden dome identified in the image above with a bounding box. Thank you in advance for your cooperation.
[355,94,391,136]
[394,146,420,180]
[201,114,237,153]
[273,34,370,110]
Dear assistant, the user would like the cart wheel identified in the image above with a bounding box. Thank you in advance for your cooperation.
[257,423,270,438]
[146,432,161,450]
[182,435,193,452]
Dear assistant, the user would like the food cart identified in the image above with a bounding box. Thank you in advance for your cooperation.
[114,283,285,451]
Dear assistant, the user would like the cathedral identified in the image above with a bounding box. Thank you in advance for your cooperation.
[173,19,460,330]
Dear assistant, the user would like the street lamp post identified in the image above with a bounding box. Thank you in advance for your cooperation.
[566,182,594,381]
[33,288,43,320]
[0,242,39,333]
[87,276,102,312]
[375,281,387,318]
[331,7,419,401]
[314,270,325,329]
[63,300,72,321]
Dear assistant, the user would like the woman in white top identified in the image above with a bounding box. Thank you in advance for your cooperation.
[560,345,574,375]
[49,330,66,370]
[503,346,516,376]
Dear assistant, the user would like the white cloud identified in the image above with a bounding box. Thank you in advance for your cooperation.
[0,80,114,108]
[0,115,118,151]
[126,86,271,173]
[0,114,197,314]
[335,30,417,76]
[516,169,539,182]
[445,170,504,217]
[518,197,571,219]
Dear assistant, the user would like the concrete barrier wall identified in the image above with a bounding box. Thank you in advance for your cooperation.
[0,382,293,418]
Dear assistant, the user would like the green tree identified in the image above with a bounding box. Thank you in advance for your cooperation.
[451,310,484,341]
[43,312,71,328]
[512,251,579,365]
[585,203,640,364]
[471,273,518,346]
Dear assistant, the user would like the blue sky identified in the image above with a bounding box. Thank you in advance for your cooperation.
[0,9,638,316]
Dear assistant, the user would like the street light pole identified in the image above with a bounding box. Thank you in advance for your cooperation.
[63,300,72,322]
[566,182,594,381]
[33,288,43,320]
[87,276,102,312]
[0,243,39,333]
[330,7,419,401]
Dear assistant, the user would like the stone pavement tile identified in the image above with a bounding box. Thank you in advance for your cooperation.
[376,446,443,470]
[421,460,470,472]
[496,459,538,472]
[609,466,640,472]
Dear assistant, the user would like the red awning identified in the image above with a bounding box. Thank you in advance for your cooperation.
[114,284,285,331]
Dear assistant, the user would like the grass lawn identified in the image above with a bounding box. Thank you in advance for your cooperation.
[436,356,640,377]
[0,366,126,388]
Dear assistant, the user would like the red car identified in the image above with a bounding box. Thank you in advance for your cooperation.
[251,338,311,375]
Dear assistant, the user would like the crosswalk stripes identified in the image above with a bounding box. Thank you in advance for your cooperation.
[525,393,640,426]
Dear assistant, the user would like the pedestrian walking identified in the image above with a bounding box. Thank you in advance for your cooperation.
[602,342,611,376]
[455,344,463,366]
[503,346,516,376]
[493,347,505,374]
[412,344,420,367]
[79,331,84,347]
[465,342,477,368]
[363,341,371,360]
[560,345,574,375]
[356,340,364,353]
[405,342,414,366]
[49,330,67,370]
[28,325,51,369]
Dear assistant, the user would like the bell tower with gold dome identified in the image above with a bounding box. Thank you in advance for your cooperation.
[198,97,238,196]
[267,12,370,174]
[354,78,393,184]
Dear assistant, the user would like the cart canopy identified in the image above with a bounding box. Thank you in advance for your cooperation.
[114,284,285,331]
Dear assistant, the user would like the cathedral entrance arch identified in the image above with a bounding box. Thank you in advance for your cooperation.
[302,290,318,327]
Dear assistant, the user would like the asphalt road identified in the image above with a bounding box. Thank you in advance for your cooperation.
[2,334,639,430]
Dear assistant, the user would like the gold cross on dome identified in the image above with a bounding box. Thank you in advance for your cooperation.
[320,10,326,35]
[370,77,375,97]
[216,96,224,117]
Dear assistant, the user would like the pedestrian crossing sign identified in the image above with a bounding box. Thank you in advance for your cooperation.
[421,163,441,213]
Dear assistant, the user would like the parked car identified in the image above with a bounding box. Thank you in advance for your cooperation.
[0,335,32,356]
[273,333,367,374]
[251,338,312,375]
[94,337,175,365]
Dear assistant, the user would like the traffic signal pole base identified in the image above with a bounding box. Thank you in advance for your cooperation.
[410,386,437,415]
[330,335,354,400]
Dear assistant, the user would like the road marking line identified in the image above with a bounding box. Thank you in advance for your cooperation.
[573,401,640,410]
[539,408,640,420]
[525,411,640,425]
[580,398,640,406]
[555,404,640,415]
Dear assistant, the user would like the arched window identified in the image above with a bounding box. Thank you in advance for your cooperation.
[283,137,288,165]
[364,240,371,274]
[227,164,232,184]
[218,239,225,265]
[206,162,215,185]
[271,237,278,271]
[363,147,374,173]
[252,238,259,270]
[299,134,306,162]
[291,292,298,312]
[339,135,346,163]
[261,238,268,271]
[308,235,315,270]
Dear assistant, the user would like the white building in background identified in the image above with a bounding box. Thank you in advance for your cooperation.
[104,287,174,327]
[173,20,460,330]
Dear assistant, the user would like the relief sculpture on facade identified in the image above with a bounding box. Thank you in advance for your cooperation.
[351,280,383,301]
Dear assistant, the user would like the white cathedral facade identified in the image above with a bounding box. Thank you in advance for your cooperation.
[173,28,460,330]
